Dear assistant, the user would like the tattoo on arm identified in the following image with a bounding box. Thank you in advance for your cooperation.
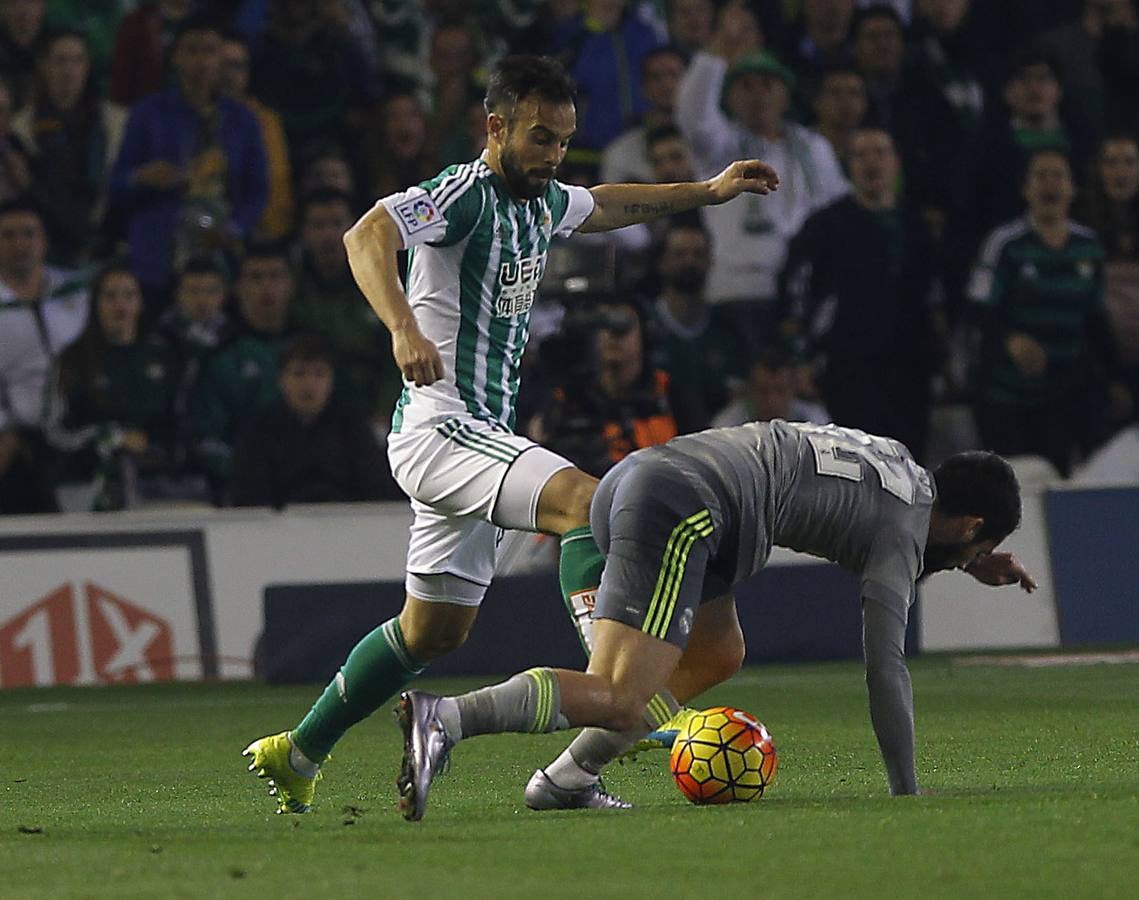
[623,201,676,217]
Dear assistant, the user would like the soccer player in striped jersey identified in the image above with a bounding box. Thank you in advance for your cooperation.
[244,54,780,813]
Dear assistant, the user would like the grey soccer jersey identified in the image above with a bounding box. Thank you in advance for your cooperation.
[378,156,595,433]
[636,419,934,793]
[648,419,935,612]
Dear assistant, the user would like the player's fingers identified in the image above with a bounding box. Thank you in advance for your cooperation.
[742,160,779,179]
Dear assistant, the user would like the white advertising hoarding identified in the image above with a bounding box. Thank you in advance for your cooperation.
[0,533,213,687]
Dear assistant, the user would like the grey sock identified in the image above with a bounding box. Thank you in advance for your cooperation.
[455,667,569,738]
[546,690,682,786]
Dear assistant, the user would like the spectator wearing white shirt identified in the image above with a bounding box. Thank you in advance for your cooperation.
[676,2,848,352]
[0,198,88,512]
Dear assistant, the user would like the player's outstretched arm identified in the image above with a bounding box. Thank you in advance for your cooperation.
[578,160,779,233]
[965,552,1038,592]
[344,204,445,387]
[862,596,919,796]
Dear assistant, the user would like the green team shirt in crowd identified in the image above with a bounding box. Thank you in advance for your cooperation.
[290,262,403,417]
[189,330,289,480]
[968,216,1105,408]
[377,156,595,433]
[50,336,176,482]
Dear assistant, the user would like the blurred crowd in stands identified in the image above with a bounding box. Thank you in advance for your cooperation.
[1,0,1138,516]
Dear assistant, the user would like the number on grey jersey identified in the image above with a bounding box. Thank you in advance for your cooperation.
[790,422,916,504]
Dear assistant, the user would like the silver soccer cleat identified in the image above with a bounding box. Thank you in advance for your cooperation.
[395,690,454,822]
[524,768,633,811]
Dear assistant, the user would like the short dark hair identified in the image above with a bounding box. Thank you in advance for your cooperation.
[1100,128,1139,152]
[33,27,89,63]
[662,218,711,247]
[641,44,685,78]
[932,451,1022,544]
[851,4,904,36]
[1021,146,1071,186]
[646,123,684,150]
[484,55,576,119]
[817,62,865,88]
[241,241,291,270]
[1005,45,1063,85]
[280,333,336,370]
[177,256,227,286]
[752,344,794,373]
[299,187,354,221]
[172,11,225,49]
[0,196,45,223]
[90,258,138,302]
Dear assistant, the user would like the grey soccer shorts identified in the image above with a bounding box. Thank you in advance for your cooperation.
[589,450,727,649]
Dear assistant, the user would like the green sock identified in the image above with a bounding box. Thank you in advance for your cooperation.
[559,525,604,654]
[291,617,424,762]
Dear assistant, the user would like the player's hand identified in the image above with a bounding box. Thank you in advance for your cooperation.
[707,160,779,204]
[965,552,1038,592]
[1006,332,1046,377]
[392,323,445,387]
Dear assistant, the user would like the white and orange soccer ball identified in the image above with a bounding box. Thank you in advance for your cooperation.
[669,706,778,804]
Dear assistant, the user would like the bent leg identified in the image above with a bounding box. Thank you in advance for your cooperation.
[438,618,682,741]
[536,466,604,654]
[532,465,598,536]
[292,591,479,763]
[553,594,744,782]
[495,452,603,653]
[667,593,746,703]
[560,618,684,731]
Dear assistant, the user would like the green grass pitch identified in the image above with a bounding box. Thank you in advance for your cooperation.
[2,658,1138,899]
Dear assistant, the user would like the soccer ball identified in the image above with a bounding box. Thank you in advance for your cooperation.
[669,706,778,804]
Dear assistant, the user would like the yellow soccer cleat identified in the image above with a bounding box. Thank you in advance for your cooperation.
[242,732,321,814]
[616,706,701,764]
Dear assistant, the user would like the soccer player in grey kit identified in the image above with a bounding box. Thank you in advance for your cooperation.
[396,420,1037,820]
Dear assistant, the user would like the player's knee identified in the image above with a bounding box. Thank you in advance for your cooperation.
[712,631,746,683]
[400,620,471,661]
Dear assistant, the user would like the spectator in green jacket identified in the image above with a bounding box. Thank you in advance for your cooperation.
[289,188,401,423]
[152,256,234,486]
[49,261,175,510]
[231,334,400,508]
[189,244,294,501]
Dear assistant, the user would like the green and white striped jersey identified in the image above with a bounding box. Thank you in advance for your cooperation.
[379,156,595,433]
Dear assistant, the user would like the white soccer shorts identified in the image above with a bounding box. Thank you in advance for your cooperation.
[387,416,573,605]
